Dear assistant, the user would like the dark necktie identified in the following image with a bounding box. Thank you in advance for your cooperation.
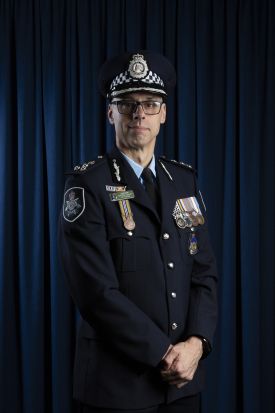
[141,167,159,211]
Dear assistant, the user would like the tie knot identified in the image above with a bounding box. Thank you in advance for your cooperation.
[141,167,154,184]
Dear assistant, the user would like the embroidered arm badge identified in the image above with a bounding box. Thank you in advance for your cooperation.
[63,187,85,222]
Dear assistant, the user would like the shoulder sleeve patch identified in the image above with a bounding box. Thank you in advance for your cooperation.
[179,161,194,170]
[63,187,85,222]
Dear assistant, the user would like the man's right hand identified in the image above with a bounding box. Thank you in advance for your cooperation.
[160,338,203,388]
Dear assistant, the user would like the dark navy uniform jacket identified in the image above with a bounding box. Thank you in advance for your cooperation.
[58,146,218,409]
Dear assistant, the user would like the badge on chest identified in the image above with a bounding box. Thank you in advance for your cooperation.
[106,184,136,231]
[173,196,205,255]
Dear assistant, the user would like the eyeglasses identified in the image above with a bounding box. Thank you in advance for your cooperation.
[112,100,163,115]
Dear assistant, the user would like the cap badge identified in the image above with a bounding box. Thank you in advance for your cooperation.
[128,54,149,79]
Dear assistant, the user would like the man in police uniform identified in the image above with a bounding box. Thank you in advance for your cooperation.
[58,51,218,413]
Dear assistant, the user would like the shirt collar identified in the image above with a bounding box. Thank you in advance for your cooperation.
[120,151,156,179]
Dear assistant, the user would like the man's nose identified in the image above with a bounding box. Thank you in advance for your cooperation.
[133,103,145,119]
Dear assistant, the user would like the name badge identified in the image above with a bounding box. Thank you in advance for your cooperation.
[106,185,126,192]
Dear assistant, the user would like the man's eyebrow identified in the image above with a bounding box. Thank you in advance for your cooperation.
[145,96,160,100]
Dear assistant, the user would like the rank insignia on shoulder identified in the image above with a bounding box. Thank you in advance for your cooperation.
[74,160,96,172]
[177,160,193,169]
[63,187,85,222]
[73,156,106,173]
[160,156,195,172]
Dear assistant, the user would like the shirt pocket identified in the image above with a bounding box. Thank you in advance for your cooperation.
[108,233,152,272]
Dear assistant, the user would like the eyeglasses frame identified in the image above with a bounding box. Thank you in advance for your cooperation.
[111,99,164,116]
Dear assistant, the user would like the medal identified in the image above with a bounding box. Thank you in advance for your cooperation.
[191,213,199,227]
[185,216,193,228]
[173,197,205,229]
[118,199,136,231]
[107,156,136,232]
[124,216,136,230]
[189,232,198,255]
[173,203,187,228]
[176,216,186,228]
[197,214,205,225]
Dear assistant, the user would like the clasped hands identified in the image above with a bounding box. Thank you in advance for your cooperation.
[160,336,203,389]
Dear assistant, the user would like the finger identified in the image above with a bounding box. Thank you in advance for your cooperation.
[176,382,188,388]
[162,354,180,372]
[169,354,180,371]
[160,368,180,376]
[160,370,180,378]
[161,349,179,371]
[161,374,180,382]
[168,378,189,385]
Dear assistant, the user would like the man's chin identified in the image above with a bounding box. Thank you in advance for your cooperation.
[129,130,148,140]
[118,134,155,151]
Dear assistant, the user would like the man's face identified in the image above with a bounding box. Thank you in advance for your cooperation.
[108,92,166,151]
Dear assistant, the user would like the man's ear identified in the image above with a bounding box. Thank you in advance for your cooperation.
[108,104,114,124]
[160,103,166,124]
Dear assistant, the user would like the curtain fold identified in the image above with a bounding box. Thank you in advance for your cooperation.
[0,1,274,412]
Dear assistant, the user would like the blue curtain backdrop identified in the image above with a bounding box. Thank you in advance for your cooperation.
[0,0,274,412]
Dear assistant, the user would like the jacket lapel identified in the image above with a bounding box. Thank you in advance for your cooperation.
[156,159,179,224]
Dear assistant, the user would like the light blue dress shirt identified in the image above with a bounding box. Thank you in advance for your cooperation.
[120,151,156,185]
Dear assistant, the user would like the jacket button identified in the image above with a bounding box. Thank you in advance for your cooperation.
[171,292,177,298]
[171,322,178,330]
[167,262,174,269]
[163,233,170,240]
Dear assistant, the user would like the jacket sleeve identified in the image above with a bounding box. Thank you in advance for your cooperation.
[58,175,171,368]
[184,177,218,349]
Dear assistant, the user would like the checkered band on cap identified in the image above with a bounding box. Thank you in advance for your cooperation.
[110,70,165,93]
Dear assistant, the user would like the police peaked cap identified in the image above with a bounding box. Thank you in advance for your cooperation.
[98,51,176,99]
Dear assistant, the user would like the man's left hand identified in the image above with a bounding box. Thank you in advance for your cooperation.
[160,336,203,388]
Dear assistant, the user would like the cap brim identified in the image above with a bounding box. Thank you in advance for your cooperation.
[108,86,167,99]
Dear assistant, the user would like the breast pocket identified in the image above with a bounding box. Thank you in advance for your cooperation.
[109,234,152,272]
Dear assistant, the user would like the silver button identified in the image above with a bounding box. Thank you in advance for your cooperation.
[171,322,178,330]
[171,292,177,298]
[167,262,174,269]
[127,231,133,236]
[163,233,170,240]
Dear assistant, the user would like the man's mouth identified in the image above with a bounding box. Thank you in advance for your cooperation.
[129,125,149,130]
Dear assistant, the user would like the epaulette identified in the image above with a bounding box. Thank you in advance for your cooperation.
[160,156,195,172]
[67,155,105,175]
